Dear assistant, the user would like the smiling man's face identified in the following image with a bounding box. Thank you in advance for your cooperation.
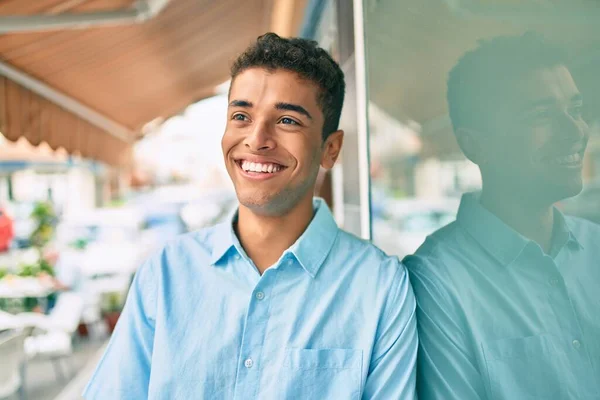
[222,67,340,216]
[481,65,590,203]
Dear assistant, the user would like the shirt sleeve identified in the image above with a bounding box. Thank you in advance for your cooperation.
[83,252,159,399]
[405,254,487,400]
[362,259,418,399]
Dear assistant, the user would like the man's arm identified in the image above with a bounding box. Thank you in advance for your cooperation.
[362,261,418,399]
[405,254,486,400]
[83,253,159,399]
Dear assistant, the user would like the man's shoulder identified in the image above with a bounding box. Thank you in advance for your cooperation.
[402,220,478,293]
[332,229,412,312]
[336,229,397,263]
[404,221,464,268]
[332,229,406,283]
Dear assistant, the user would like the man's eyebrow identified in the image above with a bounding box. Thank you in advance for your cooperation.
[275,102,313,120]
[523,97,557,110]
[524,93,583,110]
[229,100,253,108]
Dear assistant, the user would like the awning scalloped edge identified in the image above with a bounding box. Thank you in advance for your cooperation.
[0,76,131,166]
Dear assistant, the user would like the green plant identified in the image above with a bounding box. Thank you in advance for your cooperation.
[27,201,57,278]
[103,292,124,314]
[29,201,57,250]
[15,259,54,278]
[108,198,126,208]
[102,291,124,333]
[70,238,89,250]
[39,259,55,276]
[0,267,7,279]
[18,263,40,277]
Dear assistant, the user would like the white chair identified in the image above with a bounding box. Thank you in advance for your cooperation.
[78,276,104,334]
[0,330,27,400]
[24,330,73,382]
[16,292,84,382]
[16,292,84,334]
[0,311,22,331]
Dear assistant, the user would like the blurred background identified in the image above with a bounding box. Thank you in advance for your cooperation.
[0,1,597,399]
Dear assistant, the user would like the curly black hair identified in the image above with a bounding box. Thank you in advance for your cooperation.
[231,33,345,140]
[447,32,568,133]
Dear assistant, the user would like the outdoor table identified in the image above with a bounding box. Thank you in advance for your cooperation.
[0,276,56,313]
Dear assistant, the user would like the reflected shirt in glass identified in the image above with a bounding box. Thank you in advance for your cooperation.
[405,192,600,400]
[84,199,417,399]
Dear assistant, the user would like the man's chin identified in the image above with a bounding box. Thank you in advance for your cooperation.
[544,180,584,203]
[237,193,289,217]
[564,183,584,199]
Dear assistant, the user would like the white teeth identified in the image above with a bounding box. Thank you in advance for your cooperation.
[553,153,581,165]
[240,160,283,173]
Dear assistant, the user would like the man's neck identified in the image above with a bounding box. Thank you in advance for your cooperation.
[236,196,315,274]
[479,186,555,254]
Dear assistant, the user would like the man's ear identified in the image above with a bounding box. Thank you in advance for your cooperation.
[321,130,344,169]
[455,127,488,166]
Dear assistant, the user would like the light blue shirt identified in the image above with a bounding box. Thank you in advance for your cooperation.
[405,192,600,400]
[84,199,417,399]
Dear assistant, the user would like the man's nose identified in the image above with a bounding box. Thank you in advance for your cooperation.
[243,121,275,151]
[556,109,588,142]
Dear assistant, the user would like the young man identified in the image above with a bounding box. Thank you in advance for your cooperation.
[84,33,417,399]
[405,33,600,399]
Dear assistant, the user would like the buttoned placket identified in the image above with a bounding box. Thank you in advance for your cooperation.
[232,256,288,399]
[538,250,597,397]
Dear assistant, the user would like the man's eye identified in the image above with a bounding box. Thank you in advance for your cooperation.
[523,108,552,124]
[280,117,298,125]
[232,114,248,121]
[569,105,583,119]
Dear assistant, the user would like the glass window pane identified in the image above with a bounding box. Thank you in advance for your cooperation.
[364,0,600,256]
[363,1,600,398]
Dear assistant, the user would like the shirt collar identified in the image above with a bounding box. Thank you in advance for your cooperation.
[288,198,339,278]
[209,198,338,278]
[457,192,582,266]
[553,209,584,252]
[209,206,240,266]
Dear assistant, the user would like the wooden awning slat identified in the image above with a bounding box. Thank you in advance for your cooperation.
[0,75,130,164]
[0,0,307,166]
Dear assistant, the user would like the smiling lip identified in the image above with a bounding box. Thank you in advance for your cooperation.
[541,149,585,168]
[234,157,288,181]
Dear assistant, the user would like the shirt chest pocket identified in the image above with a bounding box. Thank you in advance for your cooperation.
[482,334,573,400]
[278,348,363,400]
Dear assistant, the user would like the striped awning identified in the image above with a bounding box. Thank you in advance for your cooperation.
[0,0,307,166]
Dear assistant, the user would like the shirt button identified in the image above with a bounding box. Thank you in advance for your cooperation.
[287,259,293,266]
[572,340,581,349]
[255,291,265,300]
[244,358,254,368]
[549,278,559,286]
[234,254,241,260]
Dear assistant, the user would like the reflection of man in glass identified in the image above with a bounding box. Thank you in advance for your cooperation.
[405,33,600,399]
